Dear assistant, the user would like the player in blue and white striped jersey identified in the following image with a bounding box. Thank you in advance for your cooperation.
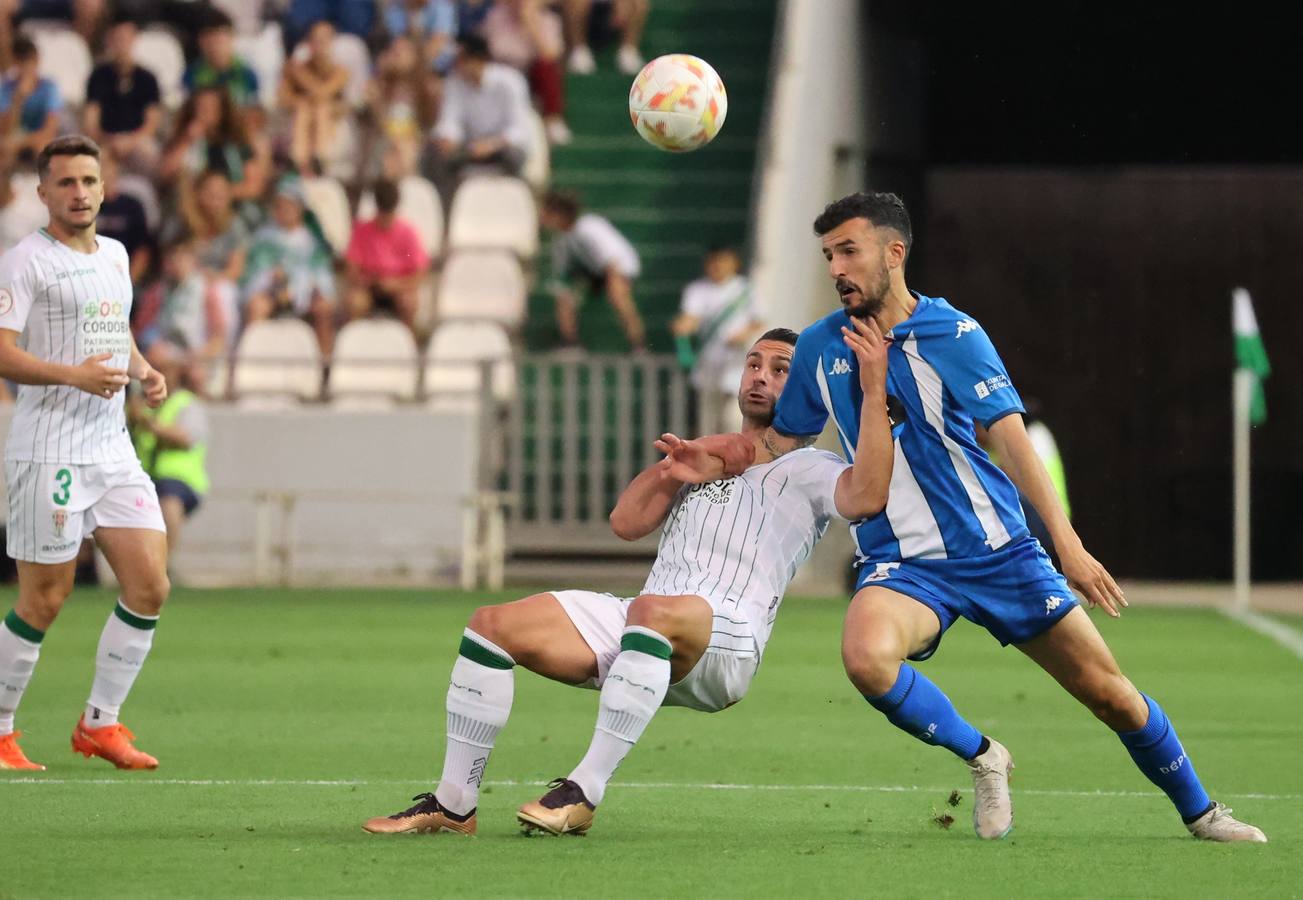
[763,191,1265,843]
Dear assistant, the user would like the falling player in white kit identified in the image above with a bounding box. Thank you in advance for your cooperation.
[0,136,171,772]
[363,320,896,836]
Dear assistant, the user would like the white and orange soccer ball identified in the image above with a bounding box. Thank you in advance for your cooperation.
[628,54,728,152]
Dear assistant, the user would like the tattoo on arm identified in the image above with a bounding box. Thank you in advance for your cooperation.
[762,428,816,459]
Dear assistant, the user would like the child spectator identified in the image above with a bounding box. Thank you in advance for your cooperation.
[278,19,351,173]
[344,178,429,328]
[183,8,262,108]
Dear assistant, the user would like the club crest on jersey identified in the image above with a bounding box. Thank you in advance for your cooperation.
[688,479,733,505]
[0,287,12,316]
[828,357,852,376]
[955,319,978,339]
[52,508,67,539]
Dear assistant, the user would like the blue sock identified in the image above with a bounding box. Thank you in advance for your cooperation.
[1117,694,1212,822]
[865,665,984,760]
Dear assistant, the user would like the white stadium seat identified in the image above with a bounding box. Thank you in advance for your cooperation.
[424,321,515,406]
[3,173,48,251]
[132,28,186,109]
[234,22,285,110]
[522,108,551,191]
[231,319,323,402]
[356,175,443,258]
[447,176,539,258]
[25,26,91,107]
[302,176,352,255]
[321,115,360,183]
[436,250,526,327]
[329,319,420,402]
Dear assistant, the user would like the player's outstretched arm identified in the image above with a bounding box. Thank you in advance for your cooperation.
[987,414,1128,617]
[0,329,129,398]
[834,316,894,519]
[609,443,692,541]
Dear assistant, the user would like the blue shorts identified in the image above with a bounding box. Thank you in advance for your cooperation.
[154,479,202,516]
[853,535,1078,660]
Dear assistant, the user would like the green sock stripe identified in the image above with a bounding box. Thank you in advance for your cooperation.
[458,635,513,670]
[620,630,672,660]
[4,609,44,644]
[113,603,159,631]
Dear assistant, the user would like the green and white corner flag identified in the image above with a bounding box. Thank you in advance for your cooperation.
[1233,288,1270,425]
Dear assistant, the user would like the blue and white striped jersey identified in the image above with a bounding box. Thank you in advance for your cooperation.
[773,293,1028,563]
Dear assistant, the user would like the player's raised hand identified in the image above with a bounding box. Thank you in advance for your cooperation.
[1059,545,1129,618]
[70,353,130,399]
[841,316,890,394]
[138,363,168,408]
[693,432,755,476]
[654,433,723,484]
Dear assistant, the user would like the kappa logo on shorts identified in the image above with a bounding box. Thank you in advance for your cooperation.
[864,562,901,582]
[1045,596,1065,614]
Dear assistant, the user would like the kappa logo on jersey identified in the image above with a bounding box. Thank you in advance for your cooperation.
[973,374,1012,400]
[864,562,901,582]
[955,318,979,339]
[828,357,852,376]
[0,287,12,316]
[688,479,733,505]
[1045,596,1065,614]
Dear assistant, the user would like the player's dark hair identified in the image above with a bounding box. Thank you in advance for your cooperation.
[12,34,37,61]
[812,192,913,257]
[706,244,741,260]
[37,135,101,181]
[373,179,400,214]
[758,327,798,347]
[541,190,580,223]
[457,33,491,60]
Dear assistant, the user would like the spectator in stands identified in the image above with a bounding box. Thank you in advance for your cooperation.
[83,17,162,174]
[563,0,647,75]
[129,341,211,560]
[384,0,457,72]
[160,86,270,221]
[672,245,764,435]
[11,0,106,47]
[284,0,376,50]
[0,164,44,251]
[455,0,493,36]
[242,175,337,355]
[136,234,229,363]
[344,178,429,328]
[279,18,350,173]
[0,35,61,170]
[427,33,531,201]
[540,190,646,351]
[163,167,247,347]
[365,34,440,180]
[483,0,570,145]
[95,152,153,284]
[184,8,261,108]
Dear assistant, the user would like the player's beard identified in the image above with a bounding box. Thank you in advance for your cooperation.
[838,268,890,320]
[738,389,775,426]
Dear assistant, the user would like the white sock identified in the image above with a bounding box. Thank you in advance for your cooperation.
[85,600,158,728]
[435,629,515,816]
[0,612,44,735]
[568,626,672,807]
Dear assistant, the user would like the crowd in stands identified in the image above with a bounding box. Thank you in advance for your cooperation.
[0,0,654,407]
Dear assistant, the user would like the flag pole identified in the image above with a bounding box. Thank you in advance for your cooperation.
[1232,360,1252,613]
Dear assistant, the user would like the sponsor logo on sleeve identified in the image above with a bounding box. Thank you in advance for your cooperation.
[973,375,1011,400]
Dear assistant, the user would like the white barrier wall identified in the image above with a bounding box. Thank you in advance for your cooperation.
[0,405,480,586]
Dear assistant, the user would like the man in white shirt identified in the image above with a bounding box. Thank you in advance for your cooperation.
[428,34,531,201]
[363,317,896,837]
[0,135,170,772]
[672,245,764,435]
[540,190,645,350]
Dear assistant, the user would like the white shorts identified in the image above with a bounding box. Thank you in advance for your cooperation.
[550,589,760,713]
[4,458,165,564]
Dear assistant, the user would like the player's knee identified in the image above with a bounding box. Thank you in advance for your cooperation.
[467,604,505,644]
[626,595,688,641]
[18,586,71,630]
[125,573,170,616]
[1084,674,1145,731]
[841,636,902,697]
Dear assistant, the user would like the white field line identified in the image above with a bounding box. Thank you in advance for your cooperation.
[1,777,1298,802]
[1222,607,1303,659]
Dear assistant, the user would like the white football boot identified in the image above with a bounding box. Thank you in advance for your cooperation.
[1186,802,1268,843]
[966,738,1014,839]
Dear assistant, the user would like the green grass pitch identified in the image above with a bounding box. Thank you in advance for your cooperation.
[1,588,1300,898]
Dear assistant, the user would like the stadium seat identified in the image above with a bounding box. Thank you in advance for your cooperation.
[424,320,515,407]
[436,250,526,327]
[133,28,186,109]
[25,26,91,107]
[302,176,352,255]
[4,173,48,246]
[329,319,420,403]
[522,109,551,191]
[355,175,444,258]
[320,116,360,183]
[231,319,323,402]
[234,22,285,110]
[446,176,539,258]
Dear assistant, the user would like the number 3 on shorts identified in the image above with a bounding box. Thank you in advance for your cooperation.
[52,468,72,506]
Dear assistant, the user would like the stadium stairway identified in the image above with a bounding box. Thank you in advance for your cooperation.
[524,0,780,353]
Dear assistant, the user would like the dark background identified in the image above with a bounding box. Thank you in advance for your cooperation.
[859,1,1302,578]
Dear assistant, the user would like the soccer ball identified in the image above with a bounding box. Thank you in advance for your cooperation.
[628,54,728,152]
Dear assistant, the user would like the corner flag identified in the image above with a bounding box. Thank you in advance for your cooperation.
[1232,288,1270,425]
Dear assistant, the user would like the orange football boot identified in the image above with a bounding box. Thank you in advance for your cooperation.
[0,731,46,770]
[71,716,158,770]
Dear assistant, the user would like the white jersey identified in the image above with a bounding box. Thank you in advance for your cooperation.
[641,447,849,655]
[680,274,755,393]
[0,230,136,465]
